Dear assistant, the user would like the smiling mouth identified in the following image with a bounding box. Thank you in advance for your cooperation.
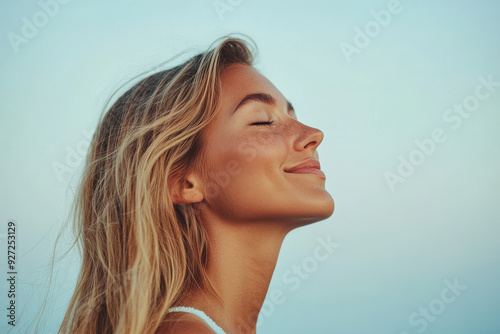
[284,159,326,179]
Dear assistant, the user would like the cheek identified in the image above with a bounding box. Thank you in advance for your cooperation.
[233,131,287,171]
[203,131,287,194]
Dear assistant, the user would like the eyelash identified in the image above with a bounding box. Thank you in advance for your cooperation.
[251,120,275,126]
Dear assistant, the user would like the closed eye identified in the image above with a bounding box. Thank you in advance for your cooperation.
[251,120,275,126]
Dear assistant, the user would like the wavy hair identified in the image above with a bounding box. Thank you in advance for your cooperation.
[57,35,255,334]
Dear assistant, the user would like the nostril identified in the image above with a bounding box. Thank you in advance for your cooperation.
[304,140,317,149]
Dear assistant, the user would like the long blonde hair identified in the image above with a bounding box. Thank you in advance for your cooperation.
[58,35,255,334]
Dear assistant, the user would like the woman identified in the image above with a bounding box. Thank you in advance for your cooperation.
[59,35,334,334]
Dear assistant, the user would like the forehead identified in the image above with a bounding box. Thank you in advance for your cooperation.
[219,63,285,107]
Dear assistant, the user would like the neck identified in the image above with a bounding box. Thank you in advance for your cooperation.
[185,211,291,334]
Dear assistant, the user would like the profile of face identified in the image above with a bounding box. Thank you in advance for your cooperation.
[186,63,334,229]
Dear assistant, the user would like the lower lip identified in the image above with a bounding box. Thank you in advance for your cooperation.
[287,168,326,178]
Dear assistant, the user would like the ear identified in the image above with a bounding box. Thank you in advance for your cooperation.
[171,173,204,204]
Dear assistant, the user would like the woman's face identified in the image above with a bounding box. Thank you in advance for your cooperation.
[197,63,334,227]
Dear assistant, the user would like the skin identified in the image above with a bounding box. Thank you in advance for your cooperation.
[165,63,334,333]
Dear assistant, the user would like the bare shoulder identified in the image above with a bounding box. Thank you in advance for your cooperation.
[155,314,216,334]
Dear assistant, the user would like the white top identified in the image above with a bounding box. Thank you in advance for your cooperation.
[168,306,227,334]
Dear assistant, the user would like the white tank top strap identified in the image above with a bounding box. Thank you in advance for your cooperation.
[168,306,227,334]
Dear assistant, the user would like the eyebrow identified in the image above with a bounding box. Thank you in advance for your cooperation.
[232,93,295,114]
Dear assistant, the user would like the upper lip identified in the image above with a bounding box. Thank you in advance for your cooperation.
[284,159,321,173]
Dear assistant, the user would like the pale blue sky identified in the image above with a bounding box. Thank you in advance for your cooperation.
[1,1,499,333]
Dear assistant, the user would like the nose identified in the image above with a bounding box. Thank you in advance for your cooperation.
[293,122,324,152]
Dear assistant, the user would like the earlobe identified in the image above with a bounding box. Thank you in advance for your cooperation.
[172,176,204,204]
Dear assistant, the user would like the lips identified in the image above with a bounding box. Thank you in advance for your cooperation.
[284,159,326,178]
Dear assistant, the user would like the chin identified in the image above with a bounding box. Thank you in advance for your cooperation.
[305,187,334,218]
[309,191,335,219]
[285,195,335,229]
[321,198,335,219]
[312,197,335,221]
